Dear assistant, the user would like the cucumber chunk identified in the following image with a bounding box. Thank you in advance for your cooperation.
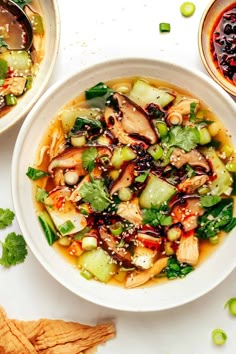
[129,80,175,108]
[139,173,177,208]
[38,210,58,245]
[0,51,32,73]
[77,248,117,283]
[202,147,232,195]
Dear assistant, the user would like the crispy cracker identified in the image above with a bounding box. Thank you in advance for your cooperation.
[0,306,115,353]
[13,318,115,353]
[0,307,36,354]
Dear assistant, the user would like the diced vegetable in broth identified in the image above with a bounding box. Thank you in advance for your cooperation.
[0,0,45,118]
[28,76,236,289]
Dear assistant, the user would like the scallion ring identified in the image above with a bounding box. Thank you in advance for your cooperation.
[180,2,196,17]
[159,23,171,33]
[224,297,236,316]
[109,222,123,236]
[211,329,227,346]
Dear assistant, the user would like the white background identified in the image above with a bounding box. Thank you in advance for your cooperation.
[1,1,236,353]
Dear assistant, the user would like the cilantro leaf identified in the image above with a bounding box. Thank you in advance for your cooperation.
[166,256,194,279]
[79,178,111,212]
[36,186,49,203]
[0,232,28,267]
[26,166,49,180]
[186,164,196,178]
[163,126,200,152]
[0,208,15,229]
[82,147,98,173]
[142,203,172,227]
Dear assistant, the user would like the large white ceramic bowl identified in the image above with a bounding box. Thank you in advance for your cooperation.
[12,58,236,312]
[0,0,60,134]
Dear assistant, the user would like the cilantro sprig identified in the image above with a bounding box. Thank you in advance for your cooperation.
[0,208,15,229]
[0,232,28,267]
[163,125,200,152]
[82,147,98,173]
[79,178,111,212]
[142,203,172,227]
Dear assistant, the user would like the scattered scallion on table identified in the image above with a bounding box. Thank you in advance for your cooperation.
[180,2,196,17]
[159,22,171,33]
[224,297,236,316]
[211,328,227,346]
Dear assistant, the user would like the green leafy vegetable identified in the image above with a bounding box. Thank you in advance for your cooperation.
[166,256,194,279]
[85,82,113,108]
[0,208,15,229]
[163,125,200,152]
[142,203,172,227]
[135,170,149,183]
[12,0,32,8]
[200,195,221,208]
[71,116,102,134]
[26,167,49,180]
[0,232,27,267]
[186,164,196,178]
[36,186,48,203]
[197,198,236,239]
[74,226,91,240]
[189,102,197,122]
[79,178,111,212]
[82,147,98,173]
[0,38,8,49]
[0,58,8,80]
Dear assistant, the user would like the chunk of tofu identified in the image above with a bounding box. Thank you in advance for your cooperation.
[117,198,143,225]
[132,246,157,270]
[0,77,26,96]
[176,235,199,266]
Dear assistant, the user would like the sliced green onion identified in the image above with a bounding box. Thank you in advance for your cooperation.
[148,144,164,160]
[224,297,236,316]
[211,328,227,346]
[80,269,94,280]
[180,2,196,17]
[58,220,75,235]
[109,222,123,236]
[156,121,168,137]
[5,94,17,106]
[159,23,171,33]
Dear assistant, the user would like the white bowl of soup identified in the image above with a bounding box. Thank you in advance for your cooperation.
[0,0,60,134]
[12,58,236,312]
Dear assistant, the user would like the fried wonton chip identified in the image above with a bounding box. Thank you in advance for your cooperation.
[0,306,115,354]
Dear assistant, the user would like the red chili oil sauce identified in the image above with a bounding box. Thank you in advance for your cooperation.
[210,3,236,85]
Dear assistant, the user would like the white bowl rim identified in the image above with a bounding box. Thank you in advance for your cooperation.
[12,57,236,312]
[0,0,61,134]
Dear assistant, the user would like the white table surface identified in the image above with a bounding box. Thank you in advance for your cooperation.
[1,1,236,353]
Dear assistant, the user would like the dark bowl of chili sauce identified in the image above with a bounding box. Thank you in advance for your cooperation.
[211,4,236,85]
[198,0,236,96]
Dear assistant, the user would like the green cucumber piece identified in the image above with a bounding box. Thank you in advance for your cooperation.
[139,173,177,208]
[0,51,32,73]
[129,80,175,108]
[38,210,58,245]
[77,248,117,283]
[202,147,232,195]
